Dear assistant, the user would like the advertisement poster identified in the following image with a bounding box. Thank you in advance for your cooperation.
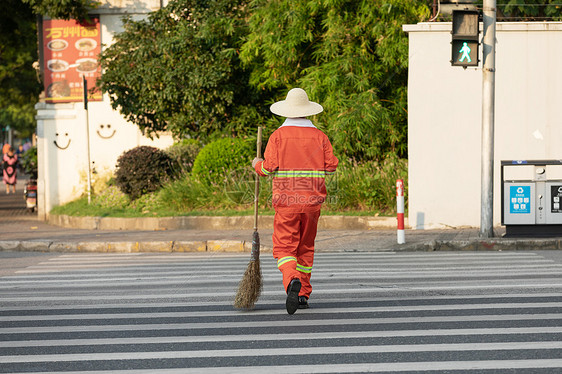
[42,18,102,103]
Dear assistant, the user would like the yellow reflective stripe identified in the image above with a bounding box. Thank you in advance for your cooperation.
[297,263,312,274]
[274,170,326,178]
[261,164,273,175]
[277,256,297,268]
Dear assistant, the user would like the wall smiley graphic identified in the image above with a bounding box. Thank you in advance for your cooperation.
[96,124,116,139]
[54,132,71,150]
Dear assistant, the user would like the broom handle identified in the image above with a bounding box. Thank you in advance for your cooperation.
[254,127,263,231]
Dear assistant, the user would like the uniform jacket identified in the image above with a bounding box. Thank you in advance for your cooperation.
[254,118,339,212]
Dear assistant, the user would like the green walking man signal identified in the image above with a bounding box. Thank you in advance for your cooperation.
[459,42,472,63]
[451,10,480,67]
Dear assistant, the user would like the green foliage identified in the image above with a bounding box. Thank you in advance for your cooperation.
[1,0,100,137]
[54,155,408,217]
[50,195,128,217]
[325,155,408,213]
[160,174,240,211]
[0,0,42,137]
[165,139,202,177]
[98,0,272,140]
[92,185,129,209]
[20,146,38,178]
[474,0,562,21]
[191,138,253,187]
[128,192,162,213]
[114,146,174,200]
[22,0,99,20]
[241,0,430,161]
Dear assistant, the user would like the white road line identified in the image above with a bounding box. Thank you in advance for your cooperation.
[1,292,558,311]
[3,283,562,302]
[1,314,561,334]
[12,263,561,276]
[1,302,561,321]
[34,258,553,266]
[29,360,562,374]
[2,326,561,348]
[14,265,558,276]
[1,341,561,363]
[3,268,562,286]
[48,252,542,259]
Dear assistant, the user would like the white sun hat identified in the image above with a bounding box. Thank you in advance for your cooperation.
[270,88,323,118]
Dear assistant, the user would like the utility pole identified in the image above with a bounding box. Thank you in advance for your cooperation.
[480,0,496,238]
[83,75,92,205]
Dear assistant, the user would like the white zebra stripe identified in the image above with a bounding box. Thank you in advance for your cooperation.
[26,360,562,374]
[1,302,561,321]
[1,251,560,373]
[2,326,561,348]
[1,269,562,290]
[1,314,561,334]
[3,282,562,302]
[0,292,558,311]
[1,341,561,363]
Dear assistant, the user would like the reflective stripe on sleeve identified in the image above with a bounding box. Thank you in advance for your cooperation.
[261,164,274,176]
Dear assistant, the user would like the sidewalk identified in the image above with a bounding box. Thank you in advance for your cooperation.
[1,181,561,253]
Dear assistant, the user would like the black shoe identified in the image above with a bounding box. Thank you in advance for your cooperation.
[286,279,301,315]
[298,296,309,309]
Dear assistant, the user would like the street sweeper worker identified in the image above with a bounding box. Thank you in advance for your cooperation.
[252,87,338,315]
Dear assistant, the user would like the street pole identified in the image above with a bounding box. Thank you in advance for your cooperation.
[480,0,496,238]
[83,75,92,205]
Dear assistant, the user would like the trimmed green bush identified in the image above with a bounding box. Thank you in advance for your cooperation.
[115,146,173,199]
[165,139,202,177]
[192,138,253,187]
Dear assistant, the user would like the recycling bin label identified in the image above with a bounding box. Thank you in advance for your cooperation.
[509,186,531,214]
[551,185,562,213]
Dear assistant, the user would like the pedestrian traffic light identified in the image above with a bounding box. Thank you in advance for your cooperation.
[451,10,480,67]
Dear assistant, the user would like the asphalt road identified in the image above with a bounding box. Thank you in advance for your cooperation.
[1,250,561,373]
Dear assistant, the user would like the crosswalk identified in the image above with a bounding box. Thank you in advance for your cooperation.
[1,251,562,373]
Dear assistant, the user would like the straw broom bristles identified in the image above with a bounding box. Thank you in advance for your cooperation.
[233,230,263,309]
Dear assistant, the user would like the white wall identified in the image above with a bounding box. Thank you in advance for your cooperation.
[36,0,173,220]
[404,22,562,229]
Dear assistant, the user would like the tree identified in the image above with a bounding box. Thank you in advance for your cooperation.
[241,0,430,161]
[474,0,562,22]
[0,0,97,139]
[98,0,271,140]
[0,0,41,138]
[22,0,99,21]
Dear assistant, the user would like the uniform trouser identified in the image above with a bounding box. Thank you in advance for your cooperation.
[272,209,321,299]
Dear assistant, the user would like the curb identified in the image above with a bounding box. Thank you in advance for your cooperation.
[46,214,405,231]
[0,240,272,253]
[396,238,562,251]
[2,237,562,253]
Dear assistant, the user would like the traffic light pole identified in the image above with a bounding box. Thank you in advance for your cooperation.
[480,0,496,238]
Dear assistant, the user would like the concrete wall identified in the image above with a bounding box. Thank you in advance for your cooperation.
[404,22,562,229]
[36,0,173,220]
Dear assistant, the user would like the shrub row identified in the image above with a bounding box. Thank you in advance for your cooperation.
[104,137,407,215]
[114,137,253,200]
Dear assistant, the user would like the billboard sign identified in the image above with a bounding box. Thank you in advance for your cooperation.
[42,17,102,103]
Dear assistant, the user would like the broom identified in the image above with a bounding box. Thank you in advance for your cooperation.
[233,126,263,309]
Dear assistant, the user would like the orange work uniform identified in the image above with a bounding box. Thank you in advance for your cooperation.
[254,118,338,298]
